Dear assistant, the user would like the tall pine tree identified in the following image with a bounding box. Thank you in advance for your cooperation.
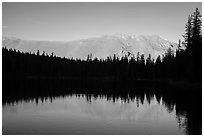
[191,8,202,81]
[182,8,202,81]
[183,14,193,50]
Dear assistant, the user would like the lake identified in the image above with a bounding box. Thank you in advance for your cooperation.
[2,78,202,135]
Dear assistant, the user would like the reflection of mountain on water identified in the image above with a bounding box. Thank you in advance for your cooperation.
[3,93,186,135]
[3,78,201,134]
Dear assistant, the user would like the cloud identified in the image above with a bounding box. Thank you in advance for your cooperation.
[2,25,8,29]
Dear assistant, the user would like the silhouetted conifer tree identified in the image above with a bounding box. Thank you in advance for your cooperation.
[191,8,202,81]
[183,15,193,50]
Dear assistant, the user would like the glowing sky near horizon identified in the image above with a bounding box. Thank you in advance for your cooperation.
[2,2,202,42]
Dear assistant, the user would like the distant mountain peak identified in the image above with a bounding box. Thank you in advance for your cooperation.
[114,33,136,39]
[2,34,178,60]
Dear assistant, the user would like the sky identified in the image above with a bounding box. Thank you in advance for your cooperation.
[2,2,202,42]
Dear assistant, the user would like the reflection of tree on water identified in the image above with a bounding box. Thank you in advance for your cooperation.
[177,113,187,133]
[3,78,201,135]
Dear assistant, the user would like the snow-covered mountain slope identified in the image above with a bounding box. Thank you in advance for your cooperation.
[2,34,178,60]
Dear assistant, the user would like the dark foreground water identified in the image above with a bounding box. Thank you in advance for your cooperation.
[2,78,202,135]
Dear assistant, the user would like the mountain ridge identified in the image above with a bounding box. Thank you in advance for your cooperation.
[2,34,179,60]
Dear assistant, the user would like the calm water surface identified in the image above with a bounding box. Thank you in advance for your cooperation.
[3,94,186,135]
